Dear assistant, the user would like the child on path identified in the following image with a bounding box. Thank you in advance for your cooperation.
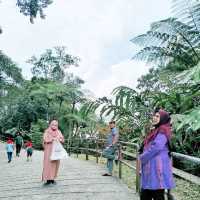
[25,140,33,161]
[6,138,14,163]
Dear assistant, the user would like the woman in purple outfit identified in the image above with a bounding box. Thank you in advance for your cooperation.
[139,109,175,200]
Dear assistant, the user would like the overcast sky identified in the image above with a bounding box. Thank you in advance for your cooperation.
[0,0,171,97]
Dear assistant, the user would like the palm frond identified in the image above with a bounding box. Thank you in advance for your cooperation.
[112,86,139,110]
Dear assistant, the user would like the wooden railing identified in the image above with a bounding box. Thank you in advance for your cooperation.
[65,137,200,190]
[64,137,140,192]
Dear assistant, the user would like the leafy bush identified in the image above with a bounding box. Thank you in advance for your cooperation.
[31,119,48,149]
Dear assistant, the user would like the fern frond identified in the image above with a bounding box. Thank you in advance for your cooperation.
[172,0,200,32]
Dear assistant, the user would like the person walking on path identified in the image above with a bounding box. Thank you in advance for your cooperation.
[6,138,14,163]
[139,109,175,200]
[42,120,64,185]
[25,140,33,161]
[102,121,119,176]
[15,132,23,157]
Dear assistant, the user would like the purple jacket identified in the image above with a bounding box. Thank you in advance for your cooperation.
[140,133,175,190]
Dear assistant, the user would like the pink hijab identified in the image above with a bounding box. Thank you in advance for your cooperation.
[43,120,63,143]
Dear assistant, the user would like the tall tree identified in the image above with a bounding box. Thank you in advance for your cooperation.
[28,46,80,82]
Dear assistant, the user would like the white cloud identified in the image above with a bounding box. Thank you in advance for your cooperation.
[0,0,171,96]
[92,60,150,97]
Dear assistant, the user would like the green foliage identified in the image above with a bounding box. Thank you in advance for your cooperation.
[28,46,80,82]
[173,107,200,132]
[16,0,53,23]
[31,119,48,149]
[0,48,100,149]
[176,62,200,84]
[4,128,18,137]
[0,51,23,84]
[87,86,152,141]
[0,0,54,33]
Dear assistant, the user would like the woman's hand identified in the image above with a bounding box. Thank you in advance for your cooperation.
[59,136,64,143]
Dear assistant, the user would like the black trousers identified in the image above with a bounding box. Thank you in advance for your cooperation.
[140,189,165,200]
[16,144,22,155]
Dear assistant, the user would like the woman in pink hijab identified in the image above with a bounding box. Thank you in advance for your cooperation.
[42,120,64,185]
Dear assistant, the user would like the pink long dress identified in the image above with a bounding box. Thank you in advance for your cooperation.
[42,129,64,181]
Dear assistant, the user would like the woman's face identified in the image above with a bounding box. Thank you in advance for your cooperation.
[152,112,160,125]
[50,120,58,131]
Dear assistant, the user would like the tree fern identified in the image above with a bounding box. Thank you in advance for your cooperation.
[131,18,200,68]
[172,0,200,32]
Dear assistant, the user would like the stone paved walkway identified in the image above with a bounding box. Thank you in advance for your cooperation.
[0,143,138,200]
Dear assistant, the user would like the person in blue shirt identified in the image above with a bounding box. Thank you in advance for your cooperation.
[102,121,119,176]
[6,138,14,163]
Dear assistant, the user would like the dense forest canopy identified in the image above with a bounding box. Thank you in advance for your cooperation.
[0,46,104,149]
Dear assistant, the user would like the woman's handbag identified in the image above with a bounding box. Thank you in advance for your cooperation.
[50,141,68,161]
